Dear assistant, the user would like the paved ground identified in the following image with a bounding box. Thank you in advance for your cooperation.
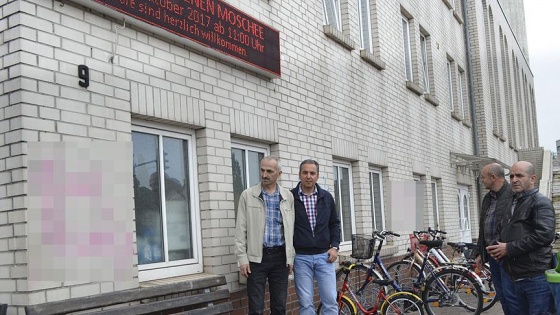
[481,301,503,314]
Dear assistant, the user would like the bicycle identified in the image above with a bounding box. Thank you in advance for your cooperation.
[445,240,497,311]
[400,227,496,312]
[318,232,424,314]
[386,230,484,315]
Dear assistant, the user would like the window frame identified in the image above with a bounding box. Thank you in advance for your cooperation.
[420,33,430,93]
[231,140,269,214]
[369,168,385,232]
[358,0,373,53]
[457,68,465,118]
[402,15,413,81]
[333,161,356,248]
[447,59,455,113]
[431,180,440,229]
[132,122,202,282]
[323,0,342,30]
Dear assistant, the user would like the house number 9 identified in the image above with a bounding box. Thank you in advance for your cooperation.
[78,65,89,88]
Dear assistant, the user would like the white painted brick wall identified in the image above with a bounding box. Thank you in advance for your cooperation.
[0,0,540,312]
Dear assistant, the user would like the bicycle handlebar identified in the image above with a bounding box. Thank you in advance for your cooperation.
[374,230,401,238]
[413,228,447,240]
[428,227,447,235]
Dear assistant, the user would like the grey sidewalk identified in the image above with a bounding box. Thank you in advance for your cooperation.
[482,301,503,314]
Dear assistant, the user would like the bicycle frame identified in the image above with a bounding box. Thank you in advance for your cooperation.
[339,275,391,314]
[339,260,421,315]
[412,230,484,287]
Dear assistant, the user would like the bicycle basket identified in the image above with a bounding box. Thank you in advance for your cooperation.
[351,234,376,259]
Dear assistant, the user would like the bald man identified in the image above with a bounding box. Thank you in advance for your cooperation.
[487,161,556,315]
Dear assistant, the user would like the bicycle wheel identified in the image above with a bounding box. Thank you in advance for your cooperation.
[336,263,382,310]
[317,293,357,315]
[422,268,483,315]
[380,291,424,315]
[386,260,422,292]
[476,263,497,312]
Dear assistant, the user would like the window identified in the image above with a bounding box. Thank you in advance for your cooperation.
[358,0,372,53]
[454,0,462,14]
[132,125,200,280]
[323,0,342,30]
[420,33,430,93]
[333,162,355,243]
[431,180,440,229]
[369,169,385,231]
[457,68,465,118]
[231,143,267,212]
[402,16,413,81]
[447,59,455,112]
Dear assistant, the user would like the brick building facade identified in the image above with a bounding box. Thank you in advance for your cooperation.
[0,0,538,313]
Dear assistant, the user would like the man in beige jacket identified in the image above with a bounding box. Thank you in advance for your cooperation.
[234,156,295,315]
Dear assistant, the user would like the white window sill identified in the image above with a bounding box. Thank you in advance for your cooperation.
[323,24,355,51]
[406,80,423,96]
[360,49,386,70]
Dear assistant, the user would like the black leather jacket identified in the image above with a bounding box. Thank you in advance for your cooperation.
[473,182,513,263]
[499,188,555,280]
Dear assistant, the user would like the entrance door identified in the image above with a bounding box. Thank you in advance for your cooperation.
[457,185,472,242]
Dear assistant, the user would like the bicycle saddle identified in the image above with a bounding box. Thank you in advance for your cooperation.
[418,240,443,248]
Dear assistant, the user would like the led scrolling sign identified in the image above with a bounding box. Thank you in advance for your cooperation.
[93,0,281,77]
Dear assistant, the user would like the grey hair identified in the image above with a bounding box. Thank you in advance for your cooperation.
[486,163,505,178]
[261,156,282,171]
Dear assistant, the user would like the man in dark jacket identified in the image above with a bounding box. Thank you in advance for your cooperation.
[487,161,556,315]
[474,163,518,314]
[291,159,341,315]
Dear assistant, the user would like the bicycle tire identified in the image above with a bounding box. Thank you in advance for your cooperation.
[336,263,382,310]
[422,268,483,315]
[477,263,498,312]
[317,293,357,315]
[449,261,497,311]
[380,291,425,315]
[386,260,422,292]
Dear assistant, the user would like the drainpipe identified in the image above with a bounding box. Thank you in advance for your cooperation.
[461,0,483,214]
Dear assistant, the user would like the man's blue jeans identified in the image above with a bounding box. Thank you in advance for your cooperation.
[294,252,337,315]
[513,274,555,315]
[488,256,519,314]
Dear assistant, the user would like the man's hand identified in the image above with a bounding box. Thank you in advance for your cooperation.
[475,254,482,269]
[327,248,338,263]
[288,264,293,274]
[240,264,251,278]
[486,242,508,260]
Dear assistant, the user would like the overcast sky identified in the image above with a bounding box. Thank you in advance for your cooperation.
[524,1,560,153]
